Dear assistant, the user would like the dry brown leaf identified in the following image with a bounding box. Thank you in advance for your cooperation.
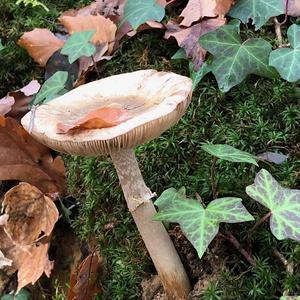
[16,243,54,292]
[57,106,130,133]
[59,15,117,54]
[2,183,59,245]
[18,29,65,66]
[0,117,66,193]
[0,80,41,120]
[215,0,235,15]
[288,0,300,16]
[180,0,217,27]
[68,252,104,300]
[165,17,226,69]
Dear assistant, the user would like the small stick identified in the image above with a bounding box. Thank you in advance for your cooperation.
[222,231,256,266]
[28,105,38,134]
[273,17,283,46]
[91,55,101,79]
[211,157,218,199]
[250,211,272,233]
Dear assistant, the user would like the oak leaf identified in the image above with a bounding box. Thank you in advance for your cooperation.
[0,117,66,193]
[165,17,226,69]
[18,29,65,66]
[57,106,130,133]
[2,183,59,245]
[59,15,117,54]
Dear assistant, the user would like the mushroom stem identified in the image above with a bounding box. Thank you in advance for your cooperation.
[110,149,191,300]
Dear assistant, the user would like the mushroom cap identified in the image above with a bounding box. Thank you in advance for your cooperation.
[21,70,192,156]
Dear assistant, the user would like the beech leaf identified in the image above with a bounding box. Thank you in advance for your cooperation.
[56,106,131,133]
[61,30,96,64]
[32,71,68,106]
[288,0,300,17]
[200,25,277,92]
[18,29,65,66]
[269,24,300,82]
[123,0,165,30]
[201,144,259,166]
[246,169,300,241]
[228,0,284,30]
[154,188,254,258]
[0,117,66,193]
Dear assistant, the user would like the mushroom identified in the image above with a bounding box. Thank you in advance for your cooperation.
[21,69,192,299]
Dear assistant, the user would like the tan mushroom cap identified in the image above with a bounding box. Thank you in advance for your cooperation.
[21,70,192,156]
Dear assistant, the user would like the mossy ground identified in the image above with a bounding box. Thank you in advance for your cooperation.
[1,1,300,299]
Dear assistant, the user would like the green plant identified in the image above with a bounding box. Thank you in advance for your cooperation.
[16,0,49,11]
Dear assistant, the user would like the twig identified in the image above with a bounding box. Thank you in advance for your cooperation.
[195,192,206,207]
[250,211,272,232]
[222,231,256,266]
[91,55,101,79]
[273,17,283,46]
[273,249,294,296]
[211,157,218,199]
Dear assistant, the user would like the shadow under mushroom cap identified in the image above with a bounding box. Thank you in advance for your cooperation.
[21,70,192,156]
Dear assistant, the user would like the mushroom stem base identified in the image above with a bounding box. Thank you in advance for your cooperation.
[110,149,191,300]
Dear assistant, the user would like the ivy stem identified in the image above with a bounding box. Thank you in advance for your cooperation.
[91,55,100,79]
[221,232,256,266]
[273,17,283,46]
[250,211,272,233]
[280,0,289,26]
[211,157,218,199]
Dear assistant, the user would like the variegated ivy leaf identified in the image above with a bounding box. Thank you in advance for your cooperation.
[123,0,165,30]
[269,24,300,82]
[32,71,68,106]
[228,0,284,30]
[201,144,259,166]
[154,188,254,258]
[199,25,277,92]
[246,169,300,241]
[61,30,96,64]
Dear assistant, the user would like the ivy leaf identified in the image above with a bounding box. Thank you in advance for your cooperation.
[200,25,276,92]
[123,0,165,30]
[280,297,300,300]
[61,30,96,64]
[269,24,300,82]
[32,71,68,106]
[171,48,187,60]
[201,144,259,166]
[154,188,254,258]
[189,61,211,90]
[228,0,284,30]
[1,288,30,300]
[246,169,300,241]
[0,39,4,52]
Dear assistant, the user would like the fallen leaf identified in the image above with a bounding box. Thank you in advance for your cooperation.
[0,117,66,193]
[2,183,59,245]
[68,252,104,300]
[180,0,217,27]
[0,80,41,120]
[18,29,65,66]
[165,17,226,69]
[257,152,288,164]
[57,106,130,133]
[215,0,235,15]
[0,250,12,269]
[288,0,300,16]
[59,15,117,54]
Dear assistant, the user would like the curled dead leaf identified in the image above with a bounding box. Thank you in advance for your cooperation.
[57,106,131,133]
[68,252,104,300]
[2,183,59,245]
[0,117,66,193]
[0,80,41,120]
[18,29,65,66]
[0,250,12,269]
